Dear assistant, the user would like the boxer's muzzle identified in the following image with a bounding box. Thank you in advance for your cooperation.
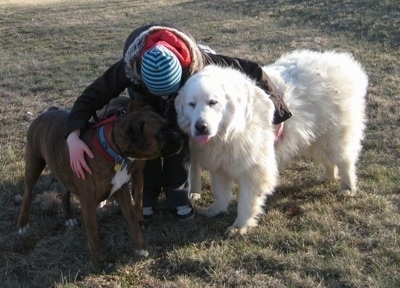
[158,128,184,157]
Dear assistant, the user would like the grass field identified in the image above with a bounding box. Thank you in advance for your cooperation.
[1,0,399,287]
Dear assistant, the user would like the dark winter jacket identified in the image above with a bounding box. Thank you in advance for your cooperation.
[65,23,291,137]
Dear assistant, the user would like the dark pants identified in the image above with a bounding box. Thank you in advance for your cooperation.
[127,88,191,210]
[142,139,191,209]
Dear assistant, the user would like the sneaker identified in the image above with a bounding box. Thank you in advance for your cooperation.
[143,207,154,220]
[171,205,195,221]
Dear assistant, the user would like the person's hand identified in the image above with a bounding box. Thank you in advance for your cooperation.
[66,129,94,180]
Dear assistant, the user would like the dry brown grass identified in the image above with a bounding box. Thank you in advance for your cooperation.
[1,0,399,287]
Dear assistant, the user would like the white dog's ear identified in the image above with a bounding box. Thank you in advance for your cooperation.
[174,92,191,133]
[253,86,275,124]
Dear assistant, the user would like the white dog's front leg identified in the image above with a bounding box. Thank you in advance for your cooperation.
[198,171,233,217]
[189,151,202,201]
[225,170,276,237]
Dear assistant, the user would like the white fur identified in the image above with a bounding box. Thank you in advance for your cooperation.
[110,162,134,197]
[175,50,368,236]
[135,249,149,257]
[65,218,78,227]
[198,44,216,54]
[17,223,29,235]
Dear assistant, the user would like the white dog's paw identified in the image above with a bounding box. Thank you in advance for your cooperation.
[224,217,258,237]
[198,206,225,217]
[315,174,339,183]
[17,223,30,235]
[190,193,202,201]
[337,187,357,197]
[65,218,78,227]
[224,225,249,237]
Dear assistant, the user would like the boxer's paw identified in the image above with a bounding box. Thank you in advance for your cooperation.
[17,223,30,235]
[139,220,148,230]
[134,249,149,257]
[65,218,78,227]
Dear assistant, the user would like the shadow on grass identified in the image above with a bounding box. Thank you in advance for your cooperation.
[1,175,229,287]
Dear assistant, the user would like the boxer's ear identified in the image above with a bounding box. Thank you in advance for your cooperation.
[125,102,134,113]
[125,101,138,113]
[126,98,151,113]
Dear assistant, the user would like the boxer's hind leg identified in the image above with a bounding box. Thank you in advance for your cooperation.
[62,189,77,227]
[17,145,46,234]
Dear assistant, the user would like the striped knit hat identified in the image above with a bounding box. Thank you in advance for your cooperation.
[141,45,182,96]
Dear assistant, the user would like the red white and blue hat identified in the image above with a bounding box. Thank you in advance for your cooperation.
[141,45,182,96]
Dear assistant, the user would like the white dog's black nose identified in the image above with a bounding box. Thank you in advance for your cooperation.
[195,119,208,134]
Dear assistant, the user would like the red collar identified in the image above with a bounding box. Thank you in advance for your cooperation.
[92,115,118,163]
[93,114,117,129]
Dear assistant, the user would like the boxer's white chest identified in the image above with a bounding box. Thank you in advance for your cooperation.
[109,167,131,197]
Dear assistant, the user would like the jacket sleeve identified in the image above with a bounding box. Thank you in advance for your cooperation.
[65,59,129,137]
[203,52,280,96]
[202,52,292,124]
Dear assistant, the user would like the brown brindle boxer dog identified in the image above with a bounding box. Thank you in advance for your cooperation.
[17,101,183,267]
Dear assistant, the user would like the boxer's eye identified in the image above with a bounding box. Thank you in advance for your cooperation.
[188,102,195,108]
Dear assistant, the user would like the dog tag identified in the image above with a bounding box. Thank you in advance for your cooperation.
[114,163,122,171]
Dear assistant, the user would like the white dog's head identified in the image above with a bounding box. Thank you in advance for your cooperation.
[175,65,253,144]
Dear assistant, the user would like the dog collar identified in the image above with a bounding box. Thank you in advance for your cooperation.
[92,115,132,171]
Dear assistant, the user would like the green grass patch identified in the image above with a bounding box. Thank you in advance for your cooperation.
[1,0,399,287]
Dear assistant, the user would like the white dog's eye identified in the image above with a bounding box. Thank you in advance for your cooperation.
[188,102,196,108]
[209,99,218,106]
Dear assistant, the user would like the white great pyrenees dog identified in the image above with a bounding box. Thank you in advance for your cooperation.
[175,50,368,236]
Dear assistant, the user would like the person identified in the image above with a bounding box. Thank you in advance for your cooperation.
[65,23,292,222]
